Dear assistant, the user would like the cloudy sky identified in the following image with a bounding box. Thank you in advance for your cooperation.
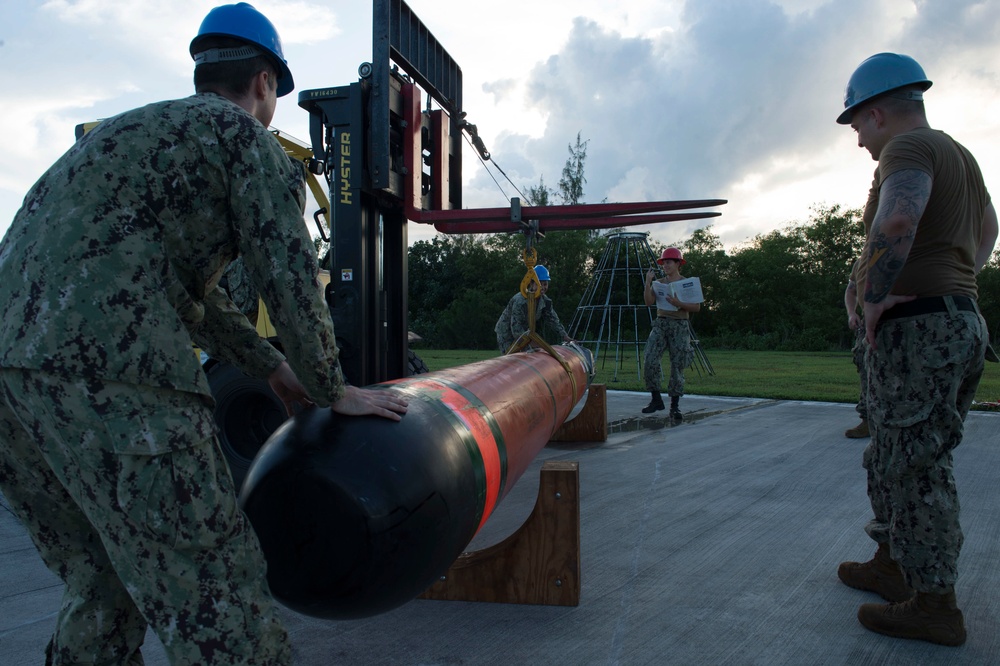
[2,0,998,250]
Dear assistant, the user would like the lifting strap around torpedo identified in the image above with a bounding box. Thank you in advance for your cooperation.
[506,242,578,398]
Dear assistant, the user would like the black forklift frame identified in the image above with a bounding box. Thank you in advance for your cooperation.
[297,0,725,387]
[297,0,464,387]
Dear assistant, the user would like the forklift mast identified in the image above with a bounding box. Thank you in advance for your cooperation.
[297,0,463,387]
[294,0,727,387]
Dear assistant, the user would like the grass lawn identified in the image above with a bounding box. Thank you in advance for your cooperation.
[414,348,1000,410]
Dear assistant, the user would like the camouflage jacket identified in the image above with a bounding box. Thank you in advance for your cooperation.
[495,292,568,340]
[0,93,346,405]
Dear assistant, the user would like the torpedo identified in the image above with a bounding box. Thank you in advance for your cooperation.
[239,343,595,619]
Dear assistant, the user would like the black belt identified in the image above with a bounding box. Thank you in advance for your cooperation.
[880,295,977,321]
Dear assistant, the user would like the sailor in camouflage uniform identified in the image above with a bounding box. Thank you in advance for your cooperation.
[221,256,260,323]
[844,277,869,438]
[834,53,997,647]
[0,4,406,664]
[495,265,572,354]
[641,248,699,421]
[844,198,877,441]
[843,184,884,439]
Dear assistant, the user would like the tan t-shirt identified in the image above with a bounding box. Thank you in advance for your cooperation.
[872,127,991,298]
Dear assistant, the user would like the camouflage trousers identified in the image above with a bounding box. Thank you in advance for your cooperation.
[0,369,291,665]
[851,323,869,421]
[862,303,987,593]
[642,317,694,397]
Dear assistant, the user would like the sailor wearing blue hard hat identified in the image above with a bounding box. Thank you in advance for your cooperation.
[834,52,997,649]
[191,2,295,97]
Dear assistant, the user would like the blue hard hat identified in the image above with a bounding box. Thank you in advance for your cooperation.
[534,265,551,281]
[191,3,294,97]
[836,53,931,124]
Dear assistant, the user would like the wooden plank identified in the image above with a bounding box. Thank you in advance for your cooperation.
[419,461,580,606]
[550,384,608,443]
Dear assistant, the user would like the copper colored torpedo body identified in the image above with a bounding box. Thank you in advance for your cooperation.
[239,344,594,619]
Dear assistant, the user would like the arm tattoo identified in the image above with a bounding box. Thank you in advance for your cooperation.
[863,169,931,304]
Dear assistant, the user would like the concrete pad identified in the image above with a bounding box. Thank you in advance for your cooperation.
[2,392,998,665]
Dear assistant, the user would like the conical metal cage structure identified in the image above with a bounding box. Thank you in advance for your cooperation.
[568,231,713,382]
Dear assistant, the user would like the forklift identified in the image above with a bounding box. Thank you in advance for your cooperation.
[207,0,726,484]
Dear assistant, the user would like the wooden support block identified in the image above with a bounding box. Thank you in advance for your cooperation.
[419,460,580,606]
[550,384,607,442]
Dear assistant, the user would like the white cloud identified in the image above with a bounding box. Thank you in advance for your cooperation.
[2,0,999,253]
[457,0,1000,248]
[607,167,655,203]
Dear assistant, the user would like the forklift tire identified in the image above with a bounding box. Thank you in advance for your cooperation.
[408,349,429,375]
[206,361,287,490]
[208,350,426,486]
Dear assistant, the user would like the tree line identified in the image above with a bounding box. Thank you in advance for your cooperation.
[407,135,1000,352]
[408,211,1000,352]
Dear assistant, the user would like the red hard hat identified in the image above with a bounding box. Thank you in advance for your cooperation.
[656,247,685,265]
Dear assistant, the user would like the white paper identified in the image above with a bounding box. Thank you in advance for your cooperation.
[652,277,704,311]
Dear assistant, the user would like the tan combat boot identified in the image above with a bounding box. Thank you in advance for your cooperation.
[845,419,870,438]
[837,543,913,602]
[857,589,966,646]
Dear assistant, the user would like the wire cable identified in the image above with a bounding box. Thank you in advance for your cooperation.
[460,131,535,207]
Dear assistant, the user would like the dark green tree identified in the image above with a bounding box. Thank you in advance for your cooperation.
[977,252,1000,346]
[721,229,810,348]
[540,133,599,331]
[557,132,588,206]
[680,226,729,338]
[409,234,517,348]
[799,204,865,349]
[524,176,553,207]
[800,204,866,280]
[700,205,865,350]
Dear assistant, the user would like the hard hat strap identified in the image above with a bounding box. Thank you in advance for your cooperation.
[193,45,264,66]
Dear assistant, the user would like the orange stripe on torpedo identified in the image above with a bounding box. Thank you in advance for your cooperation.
[386,377,503,531]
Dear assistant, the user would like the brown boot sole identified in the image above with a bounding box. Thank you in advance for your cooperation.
[857,602,966,646]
